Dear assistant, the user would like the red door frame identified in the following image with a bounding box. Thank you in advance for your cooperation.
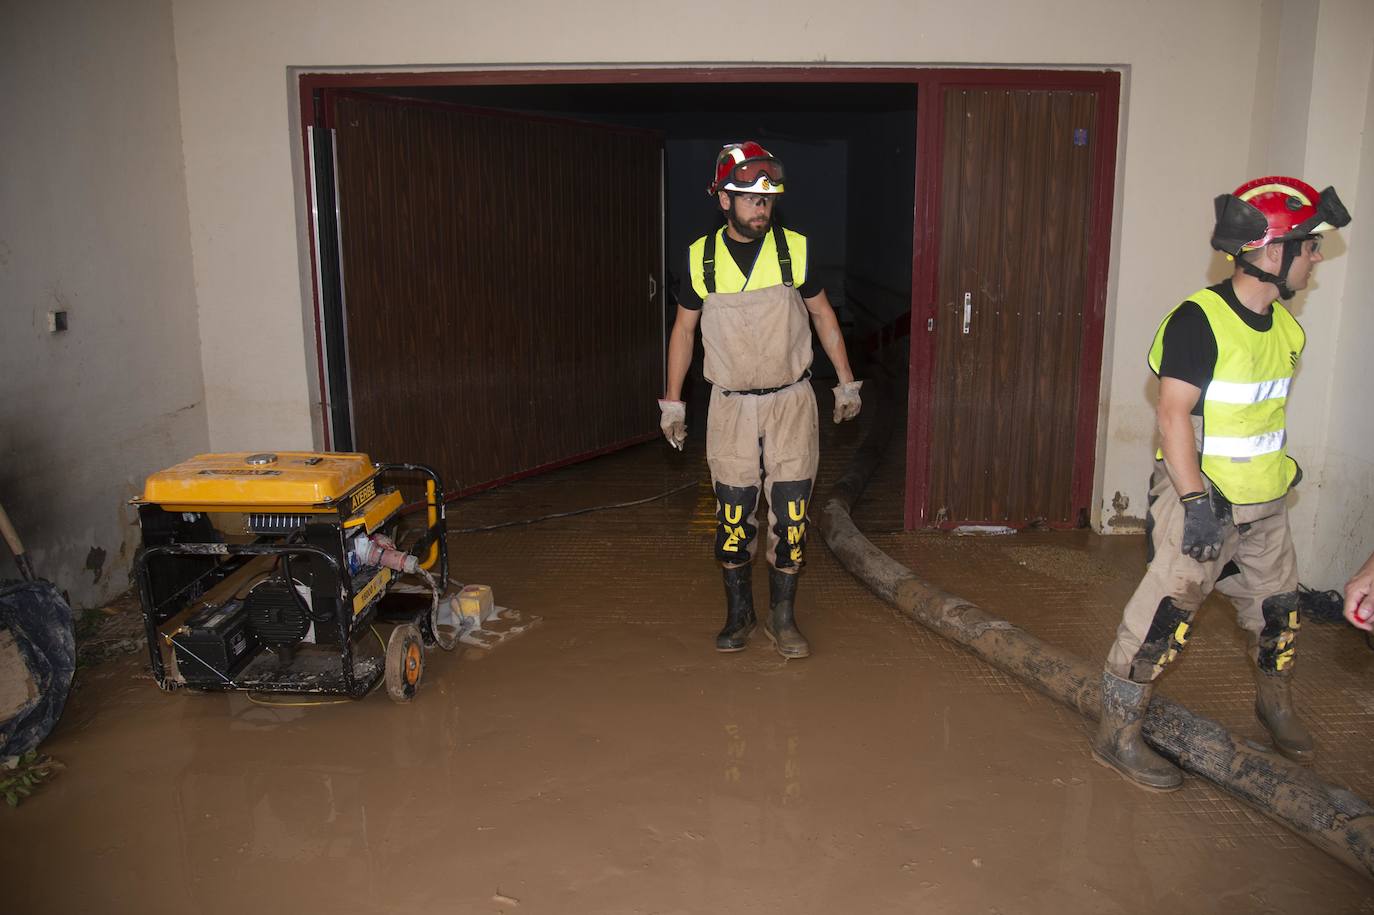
[296,66,1121,525]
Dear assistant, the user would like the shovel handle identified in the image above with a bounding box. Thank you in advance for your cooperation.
[0,501,35,581]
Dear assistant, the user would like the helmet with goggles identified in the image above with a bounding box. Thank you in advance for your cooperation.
[1211,175,1351,299]
[1212,176,1348,253]
[708,141,785,196]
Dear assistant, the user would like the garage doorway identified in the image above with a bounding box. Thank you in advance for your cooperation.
[298,67,1118,527]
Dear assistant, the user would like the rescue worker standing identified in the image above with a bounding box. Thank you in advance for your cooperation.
[658,142,861,659]
[1093,176,1351,790]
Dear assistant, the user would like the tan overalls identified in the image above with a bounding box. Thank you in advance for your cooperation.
[701,280,819,573]
[1105,424,1300,683]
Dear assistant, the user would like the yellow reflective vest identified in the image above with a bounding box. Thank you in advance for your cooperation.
[688,226,809,297]
[1148,287,1305,504]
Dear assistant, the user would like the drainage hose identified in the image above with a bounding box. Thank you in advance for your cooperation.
[820,380,1374,880]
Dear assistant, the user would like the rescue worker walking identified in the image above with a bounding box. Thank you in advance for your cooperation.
[1093,176,1351,790]
[658,142,861,659]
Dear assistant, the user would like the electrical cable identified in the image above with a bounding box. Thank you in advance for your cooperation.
[412,565,458,649]
[279,532,333,623]
[448,480,699,534]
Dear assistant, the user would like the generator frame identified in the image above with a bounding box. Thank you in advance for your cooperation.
[133,461,448,699]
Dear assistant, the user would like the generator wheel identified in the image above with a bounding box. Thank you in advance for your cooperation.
[385,623,424,703]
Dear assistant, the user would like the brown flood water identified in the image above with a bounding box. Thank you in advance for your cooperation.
[5,441,1374,914]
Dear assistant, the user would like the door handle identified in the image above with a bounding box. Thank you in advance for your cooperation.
[648,274,657,300]
[962,292,972,335]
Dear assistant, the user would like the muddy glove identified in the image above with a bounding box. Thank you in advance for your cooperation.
[658,399,686,451]
[1179,491,1222,562]
[832,380,863,424]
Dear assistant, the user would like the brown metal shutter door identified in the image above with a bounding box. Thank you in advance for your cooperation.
[330,92,661,492]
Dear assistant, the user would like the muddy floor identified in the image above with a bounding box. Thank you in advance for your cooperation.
[6,394,1374,913]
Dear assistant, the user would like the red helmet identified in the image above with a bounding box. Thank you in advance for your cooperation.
[1211,176,1349,254]
[707,141,785,196]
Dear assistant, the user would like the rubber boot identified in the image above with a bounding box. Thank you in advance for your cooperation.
[1090,670,1183,791]
[715,564,756,652]
[1254,669,1315,763]
[763,568,810,659]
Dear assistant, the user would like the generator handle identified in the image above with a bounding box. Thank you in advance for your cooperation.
[375,462,448,585]
[135,542,346,577]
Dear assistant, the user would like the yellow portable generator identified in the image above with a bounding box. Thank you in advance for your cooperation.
[131,452,452,702]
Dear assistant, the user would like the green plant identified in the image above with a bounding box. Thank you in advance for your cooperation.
[0,751,63,807]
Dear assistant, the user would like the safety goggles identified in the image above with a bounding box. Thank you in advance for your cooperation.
[725,157,785,188]
[729,193,776,208]
[1276,233,1324,258]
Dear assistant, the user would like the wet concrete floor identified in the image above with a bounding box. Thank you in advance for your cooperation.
[6,409,1374,913]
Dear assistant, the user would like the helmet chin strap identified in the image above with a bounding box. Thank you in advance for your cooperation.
[1235,239,1304,300]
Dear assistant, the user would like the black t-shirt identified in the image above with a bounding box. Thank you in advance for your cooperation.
[1156,280,1274,416]
[677,231,823,310]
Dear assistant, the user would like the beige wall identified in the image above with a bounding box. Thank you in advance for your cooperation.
[0,0,207,606]
[1299,0,1374,586]
[1204,0,1374,585]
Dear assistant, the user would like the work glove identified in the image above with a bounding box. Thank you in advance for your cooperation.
[832,380,863,424]
[1179,491,1223,562]
[658,399,686,451]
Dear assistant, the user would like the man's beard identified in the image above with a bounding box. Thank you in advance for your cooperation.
[727,209,770,240]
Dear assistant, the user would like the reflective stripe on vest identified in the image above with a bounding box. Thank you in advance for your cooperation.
[1201,429,1286,458]
[1203,378,1292,404]
[1147,287,1305,504]
[689,226,808,298]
